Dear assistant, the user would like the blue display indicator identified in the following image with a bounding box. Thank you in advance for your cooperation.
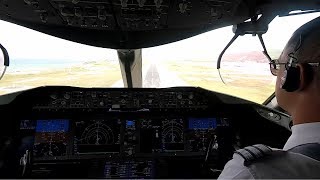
[126,120,135,128]
[188,118,217,129]
[36,119,69,132]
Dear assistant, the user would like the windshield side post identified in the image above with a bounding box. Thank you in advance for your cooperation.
[117,49,142,88]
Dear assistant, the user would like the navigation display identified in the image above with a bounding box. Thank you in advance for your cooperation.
[188,118,217,129]
[74,119,121,154]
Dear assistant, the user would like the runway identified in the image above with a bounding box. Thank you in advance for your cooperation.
[112,63,187,88]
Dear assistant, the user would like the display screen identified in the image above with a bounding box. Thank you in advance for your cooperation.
[36,119,69,132]
[104,161,153,178]
[188,118,217,129]
[126,120,135,128]
[74,119,121,154]
[33,119,70,157]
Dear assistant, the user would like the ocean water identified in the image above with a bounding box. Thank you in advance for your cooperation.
[8,59,86,73]
[12,59,82,68]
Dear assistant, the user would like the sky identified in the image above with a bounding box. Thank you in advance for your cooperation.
[0,12,320,63]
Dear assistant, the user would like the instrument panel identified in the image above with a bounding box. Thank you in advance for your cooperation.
[32,88,210,111]
[19,116,231,178]
[20,117,229,159]
[2,86,291,179]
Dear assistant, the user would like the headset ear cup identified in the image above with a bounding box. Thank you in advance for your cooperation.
[281,67,300,92]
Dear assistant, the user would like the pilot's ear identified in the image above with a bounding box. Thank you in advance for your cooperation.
[297,63,313,91]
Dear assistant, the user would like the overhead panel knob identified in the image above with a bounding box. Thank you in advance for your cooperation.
[98,9,107,21]
[137,0,146,7]
[72,0,80,4]
[120,0,128,8]
[60,6,74,17]
[179,3,188,14]
[50,94,58,100]
[154,0,163,9]
[74,8,83,17]
[64,93,71,99]
[40,12,48,23]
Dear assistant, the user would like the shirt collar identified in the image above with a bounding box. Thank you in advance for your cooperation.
[283,122,320,150]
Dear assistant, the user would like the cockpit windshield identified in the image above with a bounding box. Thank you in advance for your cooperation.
[0,12,319,103]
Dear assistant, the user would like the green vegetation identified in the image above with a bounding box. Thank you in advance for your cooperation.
[0,61,122,95]
[0,59,275,104]
[163,61,275,104]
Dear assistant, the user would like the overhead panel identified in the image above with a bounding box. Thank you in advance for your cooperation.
[0,0,319,48]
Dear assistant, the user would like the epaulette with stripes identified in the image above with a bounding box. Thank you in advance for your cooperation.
[235,144,273,166]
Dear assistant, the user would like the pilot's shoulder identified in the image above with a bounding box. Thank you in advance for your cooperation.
[219,144,274,179]
[218,144,282,179]
[233,144,281,166]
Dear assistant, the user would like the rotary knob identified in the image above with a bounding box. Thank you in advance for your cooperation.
[127,149,133,155]
[64,93,71,99]
[74,8,82,17]
[137,0,146,7]
[120,0,128,8]
[50,94,58,100]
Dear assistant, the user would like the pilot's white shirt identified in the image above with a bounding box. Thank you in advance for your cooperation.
[218,122,320,179]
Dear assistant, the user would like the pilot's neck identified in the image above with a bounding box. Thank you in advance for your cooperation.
[291,97,320,125]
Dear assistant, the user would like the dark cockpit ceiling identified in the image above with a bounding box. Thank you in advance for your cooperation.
[0,0,319,49]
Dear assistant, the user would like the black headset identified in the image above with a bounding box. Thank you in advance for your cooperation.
[0,43,9,66]
[280,34,314,92]
[280,54,302,92]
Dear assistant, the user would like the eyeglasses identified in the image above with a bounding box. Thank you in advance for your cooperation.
[269,60,320,76]
[269,60,288,76]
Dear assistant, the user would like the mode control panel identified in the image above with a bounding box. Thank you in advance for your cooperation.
[32,88,210,111]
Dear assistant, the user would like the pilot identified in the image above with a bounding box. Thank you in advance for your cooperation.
[218,17,320,179]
